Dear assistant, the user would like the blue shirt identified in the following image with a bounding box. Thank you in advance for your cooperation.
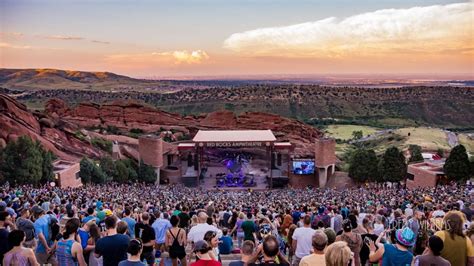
[218,236,233,255]
[122,217,137,238]
[382,244,413,266]
[78,228,89,249]
[82,215,96,224]
[152,218,172,244]
[34,214,55,253]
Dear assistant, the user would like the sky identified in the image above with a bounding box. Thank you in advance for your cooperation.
[0,0,473,78]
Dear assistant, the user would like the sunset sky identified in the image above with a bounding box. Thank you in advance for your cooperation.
[1,0,473,78]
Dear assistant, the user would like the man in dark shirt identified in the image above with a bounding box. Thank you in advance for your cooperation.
[178,207,190,230]
[0,211,14,263]
[241,213,256,242]
[95,215,130,266]
[134,212,156,265]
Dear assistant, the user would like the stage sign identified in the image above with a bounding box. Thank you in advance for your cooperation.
[203,142,264,148]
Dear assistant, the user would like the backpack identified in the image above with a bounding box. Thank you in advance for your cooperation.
[168,229,186,259]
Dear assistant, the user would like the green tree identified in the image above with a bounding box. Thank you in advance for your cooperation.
[122,159,138,182]
[99,156,116,181]
[408,144,424,163]
[348,148,378,182]
[79,157,106,184]
[352,130,363,140]
[41,149,56,183]
[138,160,156,183]
[0,136,44,185]
[114,160,129,183]
[378,146,407,182]
[444,144,471,181]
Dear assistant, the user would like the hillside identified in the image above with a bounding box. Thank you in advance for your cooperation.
[1,68,473,128]
[0,68,172,91]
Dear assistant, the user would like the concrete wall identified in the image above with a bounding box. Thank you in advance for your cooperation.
[315,139,336,168]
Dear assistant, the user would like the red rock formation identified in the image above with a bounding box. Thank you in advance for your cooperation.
[0,94,103,161]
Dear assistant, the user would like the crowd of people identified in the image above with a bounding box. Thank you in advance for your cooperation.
[1,182,474,265]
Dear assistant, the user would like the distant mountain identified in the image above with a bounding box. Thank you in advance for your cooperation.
[0,68,167,90]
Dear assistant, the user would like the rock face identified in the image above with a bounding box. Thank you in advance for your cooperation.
[45,99,323,156]
[0,94,103,161]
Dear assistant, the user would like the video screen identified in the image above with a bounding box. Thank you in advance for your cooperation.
[292,161,315,175]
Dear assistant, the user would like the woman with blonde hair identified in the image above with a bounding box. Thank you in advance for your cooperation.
[229,212,246,248]
[325,241,353,266]
[434,211,474,266]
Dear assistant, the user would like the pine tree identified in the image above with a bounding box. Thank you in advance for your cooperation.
[444,145,470,181]
[349,148,378,182]
[41,149,56,183]
[378,146,407,182]
[408,145,424,163]
[0,136,44,185]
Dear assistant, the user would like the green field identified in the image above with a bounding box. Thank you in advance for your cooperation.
[325,125,380,140]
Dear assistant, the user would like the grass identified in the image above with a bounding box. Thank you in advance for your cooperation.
[325,125,380,140]
[394,127,450,151]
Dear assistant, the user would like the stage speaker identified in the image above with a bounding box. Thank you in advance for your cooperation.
[277,153,282,166]
[194,154,199,170]
[271,153,276,169]
[187,154,193,167]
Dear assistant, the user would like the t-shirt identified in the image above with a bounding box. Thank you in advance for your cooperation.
[299,253,326,266]
[122,217,137,238]
[178,212,190,228]
[228,261,244,266]
[218,236,233,255]
[241,220,256,241]
[190,259,222,266]
[78,228,89,249]
[152,218,172,244]
[381,244,413,266]
[95,234,130,266]
[34,214,54,253]
[188,223,222,243]
[292,227,315,258]
[0,228,9,263]
[134,222,155,253]
[413,254,450,266]
[435,230,474,266]
[118,260,146,266]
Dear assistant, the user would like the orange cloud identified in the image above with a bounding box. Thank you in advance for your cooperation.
[105,50,210,67]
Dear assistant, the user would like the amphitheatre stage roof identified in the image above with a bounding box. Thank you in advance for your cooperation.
[193,130,277,143]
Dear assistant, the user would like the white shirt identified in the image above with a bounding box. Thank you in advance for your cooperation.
[292,226,315,258]
[187,223,222,243]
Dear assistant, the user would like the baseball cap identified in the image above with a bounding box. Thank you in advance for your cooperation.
[31,205,44,215]
[194,240,211,253]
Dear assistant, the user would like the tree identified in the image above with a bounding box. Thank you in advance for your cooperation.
[114,160,129,183]
[348,148,378,182]
[408,145,424,163]
[79,157,106,184]
[99,156,116,181]
[138,160,157,183]
[41,149,56,183]
[0,136,44,185]
[444,144,470,181]
[352,130,363,140]
[378,146,407,182]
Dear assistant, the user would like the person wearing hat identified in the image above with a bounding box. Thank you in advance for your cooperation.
[190,240,221,266]
[367,227,415,265]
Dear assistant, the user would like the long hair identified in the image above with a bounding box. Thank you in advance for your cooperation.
[63,218,80,239]
[325,241,352,266]
[443,211,465,240]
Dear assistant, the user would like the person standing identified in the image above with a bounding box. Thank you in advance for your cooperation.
[291,216,315,266]
[94,216,130,266]
[56,218,87,266]
[166,215,187,266]
[118,239,146,266]
[3,230,39,266]
[188,211,221,245]
[241,213,257,243]
[336,219,362,266]
[413,235,450,266]
[122,208,137,238]
[229,240,254,266]
[299,230,327,266]
[15,209,36,249]
[134,212,156,265]
[32,206,57,265]
[152,210,172,252]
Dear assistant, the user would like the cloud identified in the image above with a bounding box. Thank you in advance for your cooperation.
[37,35,85,40]
[106,50,210,66]
[90,40,110,44]
[223,2,473,58]
[0,42,33,49]
[0,32,24,38]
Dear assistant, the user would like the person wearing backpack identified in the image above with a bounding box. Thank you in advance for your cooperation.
[165,215,187,266]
